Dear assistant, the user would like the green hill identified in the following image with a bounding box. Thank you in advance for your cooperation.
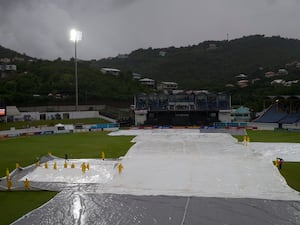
[0,58,147,107]
[95,35,300,88]
[1,35,300,112]
[0,45,33,60]
[95,35,300,111]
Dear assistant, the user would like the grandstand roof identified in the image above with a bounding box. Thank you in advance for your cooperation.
[235,106,250,114]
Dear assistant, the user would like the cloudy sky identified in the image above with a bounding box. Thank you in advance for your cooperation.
[0,0,300,60]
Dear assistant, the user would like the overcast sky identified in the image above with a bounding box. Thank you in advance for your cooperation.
[1,0,300,60]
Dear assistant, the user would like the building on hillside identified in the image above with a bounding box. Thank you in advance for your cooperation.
[285,80,299,87]
[278,69,288,76]
[235,73,249,88]
[251,78,261,84]
[207,43,217,50]
[100,68,120,76]
[157,81,178,91]
[12,57,25,62]
[133,91,231,126]
[271,79,285,85]
[235,74,248,79]
[132,73,142,80]
[0,64,17,78]
[139,78,155,87]
[159,51,167,57]
[0,58,11,63]
[271,79,299,87]
[117,54,129,59]
[265,71,276,78]
[237,80,249,88]
[286,61,299,67]
[0,64,17,71]
[225,84,235,88]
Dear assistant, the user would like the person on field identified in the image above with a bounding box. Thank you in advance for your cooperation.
[7,178,12,191]
[24,178,30,190]
[278,158,284,170]
[81,162,87,173]
[275,158,279,168]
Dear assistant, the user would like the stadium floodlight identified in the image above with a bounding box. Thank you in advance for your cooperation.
[70,29,82,42]
[70,29,82,111]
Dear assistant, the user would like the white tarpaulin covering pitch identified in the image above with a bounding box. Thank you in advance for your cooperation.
[23,129,300,201]
[25,159,116,184]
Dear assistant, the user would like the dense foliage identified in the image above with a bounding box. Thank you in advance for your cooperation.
[0,58,147,106]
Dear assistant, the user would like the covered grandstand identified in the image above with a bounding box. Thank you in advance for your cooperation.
[133,90,231,126]
[255,95,300,124]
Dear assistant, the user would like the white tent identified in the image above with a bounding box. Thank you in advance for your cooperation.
[55,123,65,130]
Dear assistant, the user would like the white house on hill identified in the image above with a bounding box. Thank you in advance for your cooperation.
[100,68,120,76]
[139,78,155,87]
[157,81,178,91]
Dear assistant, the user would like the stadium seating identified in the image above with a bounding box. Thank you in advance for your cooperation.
[254,105,288,123]
[279,112,300,124]
[254,104,300,124]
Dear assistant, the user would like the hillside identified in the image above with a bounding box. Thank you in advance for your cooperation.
[0,45,33,60]
[1,35,300,112]
[95,35,300,89]
[0,58,147,108]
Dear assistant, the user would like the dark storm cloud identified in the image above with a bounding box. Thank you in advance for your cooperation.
[1,0,300,60]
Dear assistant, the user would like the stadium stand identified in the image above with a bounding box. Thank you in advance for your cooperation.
[255,97,300,124]
[254,105,288,123]
[279,112,300,124]
[134,91,231,126]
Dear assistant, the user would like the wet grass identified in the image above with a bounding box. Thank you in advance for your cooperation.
[0,132,135,176]
[0,191,57,225]
[0,131,135,224]
[234,129,300,192]
[234,129,300,143]
[279,162,300,192]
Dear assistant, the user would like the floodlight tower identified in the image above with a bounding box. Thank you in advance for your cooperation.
[70,29,82,111]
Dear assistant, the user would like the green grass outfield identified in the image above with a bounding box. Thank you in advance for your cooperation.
[0,132,135,175]
[0,129,300,224]
[0,131,135,224]
[278,162,300,192]
[234,129,300,143]
[0,191,57,225]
